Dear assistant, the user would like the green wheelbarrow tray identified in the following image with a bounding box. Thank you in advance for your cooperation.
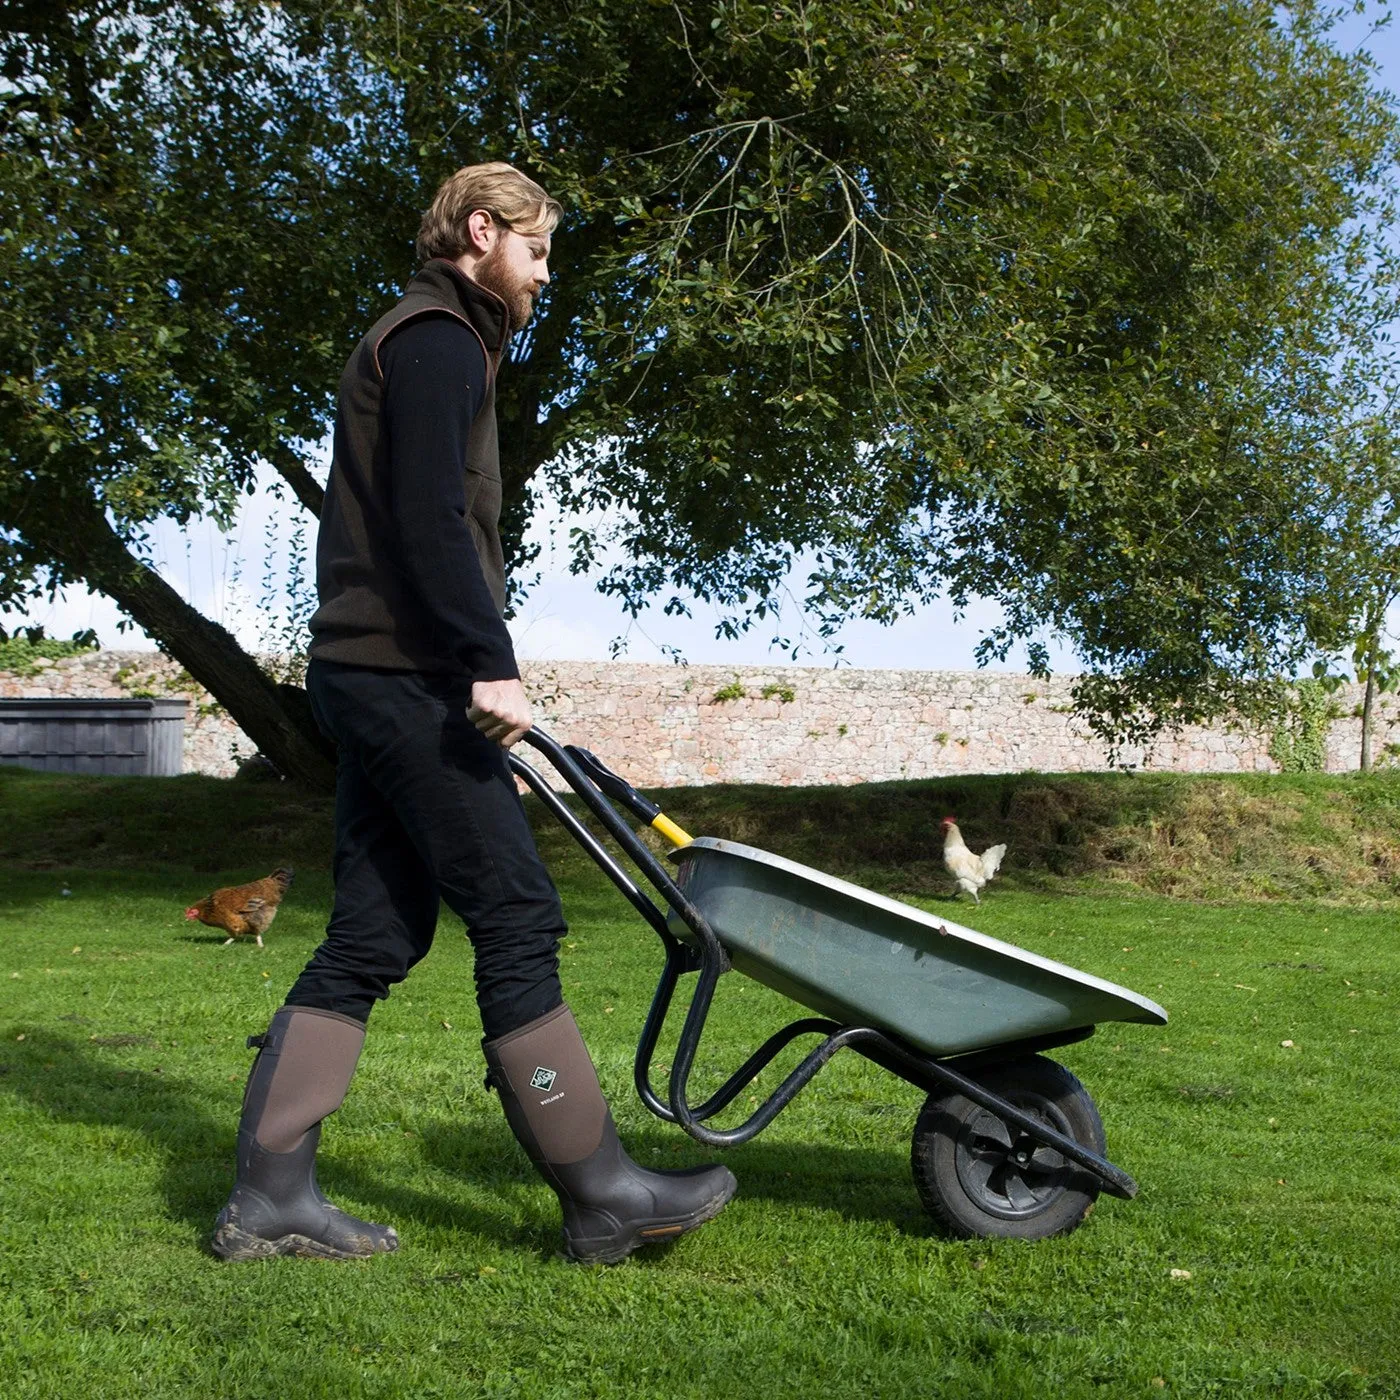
[668,837,1167,1058]
[509,729,1167,1238]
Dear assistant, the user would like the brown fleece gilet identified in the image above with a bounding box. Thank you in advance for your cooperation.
[308,259,511,673]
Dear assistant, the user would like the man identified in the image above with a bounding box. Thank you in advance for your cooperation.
[212,163,736,1265]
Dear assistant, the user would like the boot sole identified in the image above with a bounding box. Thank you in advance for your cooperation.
[563,1169,739,1265]
[212,1222,399,1262]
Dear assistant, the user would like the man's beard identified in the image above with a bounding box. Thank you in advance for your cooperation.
[473,243,536,331]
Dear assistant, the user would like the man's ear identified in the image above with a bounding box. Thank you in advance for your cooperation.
[465,208,496,255]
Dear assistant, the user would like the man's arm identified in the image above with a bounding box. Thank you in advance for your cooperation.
[381,315,532,745]
[381,314,519,680]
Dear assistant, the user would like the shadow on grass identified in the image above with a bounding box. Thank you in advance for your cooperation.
[0,769,335,876]
[2,1030,929,1260]
[0,1027,523,1250]
[14,763,1400,910]
[2,1026,939,1256]
[0,865,336,914]
[421,1113,933,1236]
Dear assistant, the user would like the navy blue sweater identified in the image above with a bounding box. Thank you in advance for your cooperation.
[378,314,519,681]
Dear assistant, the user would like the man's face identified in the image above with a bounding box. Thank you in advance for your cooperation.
[473,224,551,331]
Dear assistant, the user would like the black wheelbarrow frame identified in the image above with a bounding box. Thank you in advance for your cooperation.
[509,728,1139,1204]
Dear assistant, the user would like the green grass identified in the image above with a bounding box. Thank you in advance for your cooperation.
[1,770,1397,1397]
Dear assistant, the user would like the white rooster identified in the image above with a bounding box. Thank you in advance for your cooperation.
[940,817,1006,905]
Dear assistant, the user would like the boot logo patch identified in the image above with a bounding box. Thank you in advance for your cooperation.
[529,1066,557,1092]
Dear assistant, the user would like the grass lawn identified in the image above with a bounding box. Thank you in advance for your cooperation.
[0,770,1396,1398]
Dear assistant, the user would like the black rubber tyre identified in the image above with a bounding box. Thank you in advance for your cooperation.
[911,1056,1106,1240]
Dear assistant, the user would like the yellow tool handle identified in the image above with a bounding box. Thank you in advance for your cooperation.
[651,813,693,848]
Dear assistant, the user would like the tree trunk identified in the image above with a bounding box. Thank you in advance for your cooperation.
[39,499,335,789]
[1361,644,1377,774]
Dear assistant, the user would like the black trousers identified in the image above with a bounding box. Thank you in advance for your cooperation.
[285,658,565,1040]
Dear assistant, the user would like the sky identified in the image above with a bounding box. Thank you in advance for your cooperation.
[5,8,1398,674]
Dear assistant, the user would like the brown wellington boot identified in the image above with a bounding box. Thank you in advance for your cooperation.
[483,1004,737,1264]
[212,1005,399,1261]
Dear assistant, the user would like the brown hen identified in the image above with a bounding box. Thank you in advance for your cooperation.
[185,868,293,947]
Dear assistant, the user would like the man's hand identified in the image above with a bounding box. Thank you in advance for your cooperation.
[467,677,533,748]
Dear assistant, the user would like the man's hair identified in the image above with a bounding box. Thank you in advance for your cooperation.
[416,162,562,264]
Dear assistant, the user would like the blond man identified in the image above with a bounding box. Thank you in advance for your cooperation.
[213,164,735,1264]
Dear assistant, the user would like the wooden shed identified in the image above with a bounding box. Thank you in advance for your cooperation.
[0,698,187,776]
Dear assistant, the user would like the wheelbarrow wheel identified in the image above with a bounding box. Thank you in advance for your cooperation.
[911,1055,1105,1241]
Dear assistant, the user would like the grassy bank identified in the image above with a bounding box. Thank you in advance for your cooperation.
[4,763,1400,903]
[1,767,1397,1396]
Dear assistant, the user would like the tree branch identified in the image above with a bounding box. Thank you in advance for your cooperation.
[267,442,325,517]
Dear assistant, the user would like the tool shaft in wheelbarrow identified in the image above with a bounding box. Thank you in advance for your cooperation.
[669,838,1167,1058]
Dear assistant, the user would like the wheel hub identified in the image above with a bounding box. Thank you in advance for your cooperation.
[953,1099,1075,1221]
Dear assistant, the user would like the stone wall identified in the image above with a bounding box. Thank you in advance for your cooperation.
[5,649,1397,784]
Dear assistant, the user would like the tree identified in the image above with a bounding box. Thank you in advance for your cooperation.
[2,0,1397,781]
[1312,415,1400,771]
[0,0,408,783]
[1354,615,1398,772]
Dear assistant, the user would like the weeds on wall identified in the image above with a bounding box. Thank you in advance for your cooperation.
[713,679,798,703]
[0,626,98,677]
[1267,677,1341,773]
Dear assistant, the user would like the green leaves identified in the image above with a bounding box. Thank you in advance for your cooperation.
[4,0,1397,755]
[0,1,405,603]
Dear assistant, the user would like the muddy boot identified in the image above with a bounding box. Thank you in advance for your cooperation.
[212,1005,399,1261]
[483,1004,737,1264]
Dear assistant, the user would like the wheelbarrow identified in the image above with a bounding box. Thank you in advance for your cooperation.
[509,729,1167,1241]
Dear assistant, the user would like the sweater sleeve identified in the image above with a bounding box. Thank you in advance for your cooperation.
[380,313,520,681]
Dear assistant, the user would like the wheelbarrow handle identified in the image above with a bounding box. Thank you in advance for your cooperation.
[516,727,717,959]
